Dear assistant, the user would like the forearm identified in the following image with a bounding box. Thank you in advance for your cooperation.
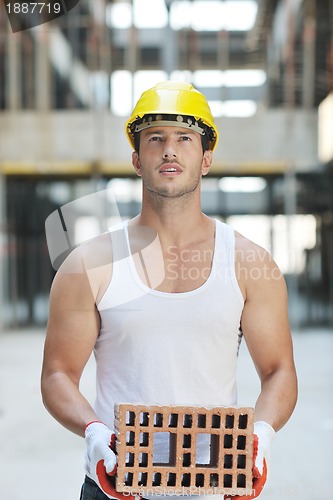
[41,371,99,437]
[254,365,298,431]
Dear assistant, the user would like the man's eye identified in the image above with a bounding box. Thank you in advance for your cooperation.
[180,136,191,141]
[149,136,162,142]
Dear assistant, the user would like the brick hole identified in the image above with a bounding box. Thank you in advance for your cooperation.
[168,413,178,428]
[211,414,221,428]
[139,453,148,467]
[237,474,246,488]
[126,411,135,426]
[154,413,163,427]
[124,472,133,486]
[237,435,246,450]
[125,452,135,467]
[170,433,177,464]
[140,412,149,426]
[152,473,162,486]
[223,474,233,488]
[238,414,248,429]
[210,435,220,467]
[196,433,210,465]
[183,452,191,467]
[237,454,246,469]
[223,434,233,449]
[223,454,233,469]
[153,432,176,466]
[181,473,191,487]
[139,432,149,447]
[197,414,206,428]
[182,434,191,448]
[196,434,219,467]
[210,473,219,487]
[225,415,234,429]
[183,414,193,428]
[167,473,176,487]
[195,473,205,487]
[138,472,148,486]
[126,430,135,446]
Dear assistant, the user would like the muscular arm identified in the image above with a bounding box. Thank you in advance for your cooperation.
[41,240,112,437]
[238,238,298,431]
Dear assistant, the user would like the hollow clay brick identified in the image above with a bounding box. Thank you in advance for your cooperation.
[114,403,254,496]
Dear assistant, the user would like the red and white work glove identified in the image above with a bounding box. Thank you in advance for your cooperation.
[85,421,134,500]
[226,421,276,500]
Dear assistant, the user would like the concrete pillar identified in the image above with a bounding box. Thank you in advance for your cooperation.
[188,29,199,73]
[35,28,51,111]
[34,28,53,164]
[0,173,5,333]
[302,0,316,108]
[284,0,296,108]
[7,32,21,110]
[284,165,300,328]
[217,29,229,103]
[126,0,138,109]
[162,2,178,78]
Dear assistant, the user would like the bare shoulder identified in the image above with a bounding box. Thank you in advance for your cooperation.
[234,230,286,301]
[53,231,113,306]
[234,230,274,265]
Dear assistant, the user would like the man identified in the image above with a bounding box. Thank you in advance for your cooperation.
[41,81,297,500]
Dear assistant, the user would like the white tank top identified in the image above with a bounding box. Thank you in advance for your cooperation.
[94,219,244,430]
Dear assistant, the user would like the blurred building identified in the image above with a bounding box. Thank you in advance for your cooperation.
[0,0,332,329]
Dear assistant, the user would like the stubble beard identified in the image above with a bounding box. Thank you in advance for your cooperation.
[141,164,202,201]
[145,181,199,199]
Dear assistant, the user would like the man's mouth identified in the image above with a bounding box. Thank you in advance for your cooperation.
[159,164,183,174]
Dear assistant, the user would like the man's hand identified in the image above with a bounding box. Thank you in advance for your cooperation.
[85,421,132,499]
[225,421,275,500]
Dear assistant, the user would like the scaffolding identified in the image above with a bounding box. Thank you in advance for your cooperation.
[0,0,332,328]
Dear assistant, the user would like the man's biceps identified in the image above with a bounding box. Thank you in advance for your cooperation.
[44,348,90,378]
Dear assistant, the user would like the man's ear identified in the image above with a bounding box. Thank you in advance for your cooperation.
[201,150,213,176]
[132,151,142,177]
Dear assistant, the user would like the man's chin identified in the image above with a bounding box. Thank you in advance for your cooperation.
[145,185,199,199]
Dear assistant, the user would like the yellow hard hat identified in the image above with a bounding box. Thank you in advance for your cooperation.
[125,81,219,151]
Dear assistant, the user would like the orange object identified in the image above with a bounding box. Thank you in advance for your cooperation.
[114,403,254,496]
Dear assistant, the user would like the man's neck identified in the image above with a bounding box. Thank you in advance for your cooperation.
[131,192,212,248]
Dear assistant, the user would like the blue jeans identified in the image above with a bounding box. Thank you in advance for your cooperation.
[79,476,111,500]
[80,476,149,500]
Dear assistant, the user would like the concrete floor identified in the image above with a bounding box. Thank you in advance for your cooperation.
[0,327,332,500]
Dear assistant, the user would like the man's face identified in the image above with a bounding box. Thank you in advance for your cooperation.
[131,126,212,200]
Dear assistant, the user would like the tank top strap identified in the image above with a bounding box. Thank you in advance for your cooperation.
[213,219,234,266]
[109,221,130,262]
[213,219,243,303]
[98,221,141,310]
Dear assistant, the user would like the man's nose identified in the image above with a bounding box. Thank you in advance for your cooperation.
[162,139,177,159]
